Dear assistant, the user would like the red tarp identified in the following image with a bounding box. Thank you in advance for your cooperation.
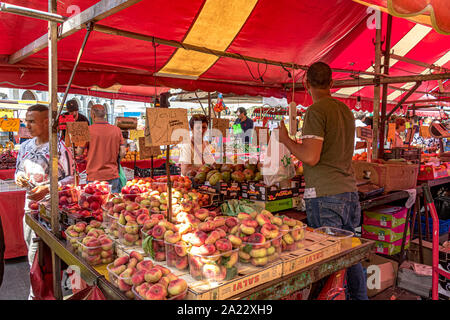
[0,0,448,110]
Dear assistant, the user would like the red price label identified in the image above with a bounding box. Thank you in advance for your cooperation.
[0,118,20,132]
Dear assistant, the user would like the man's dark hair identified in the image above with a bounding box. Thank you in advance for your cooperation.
[122,130,129,139]
[307,62,332,89]
[27,104,49,113]
[189,114,209,130]
[236,107,247,116]
[66,99,79,112]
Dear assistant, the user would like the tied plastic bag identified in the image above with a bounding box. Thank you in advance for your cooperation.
[262,129,296,186]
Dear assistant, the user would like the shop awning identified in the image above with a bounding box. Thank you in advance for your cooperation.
[0,0,448,111]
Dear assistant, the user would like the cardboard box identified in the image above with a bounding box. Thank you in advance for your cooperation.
[373,236,410,255]
[241,182,300,201]
[362,254,399,297]
[253,198,293,213]
[363,206,407,229]
[362,223,409,243]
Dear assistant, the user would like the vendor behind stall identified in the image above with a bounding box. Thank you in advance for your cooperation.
[393,117,406,148]
[279,62,367,300]
[179,114,215,176]
[15,104,74,299]
[60,99,90,140]
[77,104,126,193]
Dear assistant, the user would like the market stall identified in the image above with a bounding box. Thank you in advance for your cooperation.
[0,0,449,301]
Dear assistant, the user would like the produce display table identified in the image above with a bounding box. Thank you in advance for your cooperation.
[0,169,15,180]
[0,190,27,259]
[120,159,166,170]
[26,211,374,300]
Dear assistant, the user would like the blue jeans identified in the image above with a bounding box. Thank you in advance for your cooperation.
[87,178,121,194]
[305,191,368,300]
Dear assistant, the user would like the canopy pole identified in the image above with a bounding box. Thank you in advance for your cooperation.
[48,0,62,300]
[0,1,65,23]
[372,24,382,160]
[379,14,393,158]
[194,91,208,116]
[386,82,422,119]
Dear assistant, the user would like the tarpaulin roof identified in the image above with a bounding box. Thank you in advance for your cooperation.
[0,0,448,111]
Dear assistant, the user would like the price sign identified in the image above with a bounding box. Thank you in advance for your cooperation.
[130,129,145,141]
[144,108,189,146]
[419,125,431,139]
[387,123,396,143]
[356,127,373,141]
[66,122,90,146]
[212,118,229,137]
[138,137,161,159]
[0,118,20,132]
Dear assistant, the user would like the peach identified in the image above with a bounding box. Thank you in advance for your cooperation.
[110,264,126,275]
[164,230,181,244]
[124,290,135,300]
[213,217,226,228]
[101,249,114,258]
[194,208,209,221]
[99,238,113,251]
[256,214,271,226]
[270,216,283,226]
[145,284,167,300]
[124,233,139,243]
[237,213,251,220]
[174,241,189,257]
[224,251,239,268]
[225,217,238,228]
[113,203,126,213]
[175,256,189,270]
[239,251,251,261]
[143,218,159,230]
[154,265,170,276]
[205,231,221,245]
[168,279,188,297]
[114,255,130,267]
[152,225,166,239]
[137,214,149,225]
[229,225,239,234]
[136,282,151,296]
[250,248,267,258]
[228,235,242,248]
[239,224,255,235]
[202,264,226,281]
[157,276,170,289]
[176,223,192,235]
[242,219,258,229]
[267,246,276,256]
[261,223,280,239]
[215,238,233,252]
[199,244,216,256]
[128,257,138,269]
[190,230,208,246]
[280,224,290,235]
[66,229,80,238]
[124,214,136,223]
[166,273,178,282]
[125,221,140,234]
[158,220,175,232]
[136,260,154,271]
[154,251,166,262]
[101,257,114,264]
[73,222,87,233]
[144,268,162,283]
[130,251,144,262]
[283,233,294,245]
[198,221,215,233]
[291,227,304,241]
[131,270,146,286]
[251,256,268,266]
[283,216,297,227]
[120,267,136,284]
[118,278,132,291]
[216,228,227,239]
[247,233,266,244]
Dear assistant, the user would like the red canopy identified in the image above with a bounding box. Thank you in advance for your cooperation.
[0,0,448,111]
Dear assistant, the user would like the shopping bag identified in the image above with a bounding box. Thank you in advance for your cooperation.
[262,129,296,186]
[30,245,56,300]
[67,285,106,300]
[118,164,127,189]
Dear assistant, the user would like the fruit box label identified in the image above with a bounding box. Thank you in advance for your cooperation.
[267,189,293,201]
[282,240,341,276]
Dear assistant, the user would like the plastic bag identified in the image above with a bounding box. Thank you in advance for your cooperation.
[118,164,127,190]
[67,285,106,300]
[30,245,56,300]
[262,129,296,186]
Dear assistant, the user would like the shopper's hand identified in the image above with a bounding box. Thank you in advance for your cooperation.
[16,175,30,188]
[278,120,290,144]
[28,185,49,201]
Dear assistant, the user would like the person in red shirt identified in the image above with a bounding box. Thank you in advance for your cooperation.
[77,104,126,193]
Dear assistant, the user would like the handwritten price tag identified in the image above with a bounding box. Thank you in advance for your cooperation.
[145,108,189,146]
[0,118,20,132]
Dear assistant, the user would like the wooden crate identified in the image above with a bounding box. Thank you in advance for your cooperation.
[280,231,341,276]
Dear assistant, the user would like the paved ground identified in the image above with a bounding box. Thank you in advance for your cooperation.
[0,256,30,300]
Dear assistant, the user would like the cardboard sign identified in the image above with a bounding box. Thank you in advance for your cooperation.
[116,117,137,130]
[212,118,229,137]
[0,118,20,132]
[66,122,90,146]
[387,123,396,143]
[356,127,373,141]
[419,125,431,139]
[129,129,145,141]
[138,137,161,159]
[144,108,189,146]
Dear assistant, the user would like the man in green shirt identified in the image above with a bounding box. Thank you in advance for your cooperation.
[279,62,367,300]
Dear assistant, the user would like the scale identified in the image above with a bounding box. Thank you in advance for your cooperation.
[356,126,373,162]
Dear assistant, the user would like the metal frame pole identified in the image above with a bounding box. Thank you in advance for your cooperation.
[48,0,62,300]
[372,25,382,160]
